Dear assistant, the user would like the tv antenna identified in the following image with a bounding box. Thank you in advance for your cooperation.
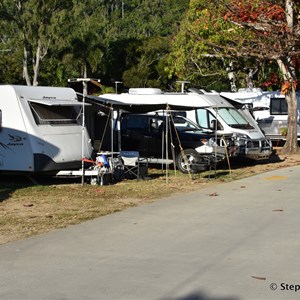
[176,81,190,93]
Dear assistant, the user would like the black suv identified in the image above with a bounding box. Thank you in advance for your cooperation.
[119,113,237,173]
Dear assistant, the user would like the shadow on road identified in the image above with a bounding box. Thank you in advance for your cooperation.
[162,291,239,300]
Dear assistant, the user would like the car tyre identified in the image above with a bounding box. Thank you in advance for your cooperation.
[176,149,200,174]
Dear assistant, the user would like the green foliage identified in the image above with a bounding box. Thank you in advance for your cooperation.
[0,0,189,88]
[122,37,171,88]
[166,0,259,91]
[169,0,300,91]
[104,0,189,87]
[1,0,296,92]
[0,0,74,85]
[0,50,23,84]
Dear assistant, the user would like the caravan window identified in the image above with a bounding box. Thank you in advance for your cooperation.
[30,102,81,125]
[270,98,288,115]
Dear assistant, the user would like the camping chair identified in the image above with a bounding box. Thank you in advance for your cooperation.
[120,151,148,179]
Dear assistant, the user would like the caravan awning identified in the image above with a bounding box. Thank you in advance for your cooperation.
[78,93,202,113]
[28,98,91,106]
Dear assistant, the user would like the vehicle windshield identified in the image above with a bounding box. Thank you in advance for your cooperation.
[217,108,253,129]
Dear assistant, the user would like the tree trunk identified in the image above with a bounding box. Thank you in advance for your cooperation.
[282,86,299,154]
[23,47,31,86]
[33,44,41,86]
[286,0,293,28]
[279,1,299,153]
[277,58,299,154]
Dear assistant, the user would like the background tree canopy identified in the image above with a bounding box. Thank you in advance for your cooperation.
[0,0,298,95]
[0,0,189,91]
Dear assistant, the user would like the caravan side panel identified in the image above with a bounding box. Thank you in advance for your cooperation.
[0,86,35,172]
[0,85,93,173]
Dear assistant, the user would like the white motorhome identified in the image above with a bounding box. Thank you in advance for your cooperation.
[94,88,272,161]
[0,85,93,174]
[85,90,237,173]
[220,89,300,142]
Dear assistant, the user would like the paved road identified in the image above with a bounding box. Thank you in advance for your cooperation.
[1,166,300,300]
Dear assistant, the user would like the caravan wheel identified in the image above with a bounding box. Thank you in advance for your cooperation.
[175,149,199,174]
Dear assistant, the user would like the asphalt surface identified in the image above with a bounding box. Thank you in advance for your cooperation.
[1,165,300,300]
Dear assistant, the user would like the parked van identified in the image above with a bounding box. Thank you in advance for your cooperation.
[185,88,272,160]
[94,88,272,161]
[120,113,237,173]
[0,85,93,174]
[221,89,300,142]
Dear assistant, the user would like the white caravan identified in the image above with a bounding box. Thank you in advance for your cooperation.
[95,88,272,160]
[220,88,300,142]
[0,85,93,174]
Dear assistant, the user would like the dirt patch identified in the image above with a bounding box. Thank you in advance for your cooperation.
[1,149,300,245]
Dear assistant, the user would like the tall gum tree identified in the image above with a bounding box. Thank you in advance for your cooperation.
[0,0,73,86]
[170,0,300,154]
[60,1,108,82]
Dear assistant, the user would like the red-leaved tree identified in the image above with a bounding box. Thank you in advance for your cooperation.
[170,0,300,153]
[217,0,300,153]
